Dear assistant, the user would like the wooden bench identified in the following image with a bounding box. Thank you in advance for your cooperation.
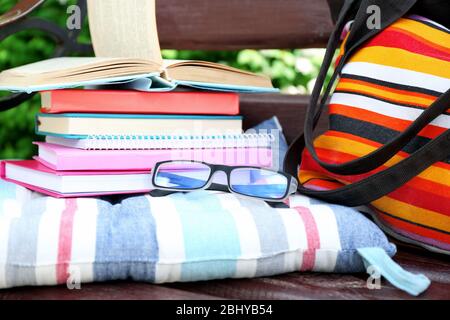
[0,0,449,300]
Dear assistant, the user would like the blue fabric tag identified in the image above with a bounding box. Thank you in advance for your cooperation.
[357,247,431,296]
[247,116,289,171]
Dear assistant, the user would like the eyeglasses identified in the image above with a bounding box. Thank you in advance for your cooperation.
[150,161,298,202]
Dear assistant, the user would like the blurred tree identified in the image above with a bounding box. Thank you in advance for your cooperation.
[0,0,331,159]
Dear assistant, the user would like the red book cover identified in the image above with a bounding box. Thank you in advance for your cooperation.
[40,90,240,115]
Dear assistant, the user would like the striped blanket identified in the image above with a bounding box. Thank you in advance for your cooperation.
[0,179,395,289]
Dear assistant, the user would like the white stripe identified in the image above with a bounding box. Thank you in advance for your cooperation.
[0,198,23,288]
[309,205,340,272]
[147,195,185,283]
[277,208,307,272]
[342,62,450,93]
[288,194,311,208]
[331,92,450,129]
[217,194,260,278]
[34,198,64,286]
[69,199,99,284]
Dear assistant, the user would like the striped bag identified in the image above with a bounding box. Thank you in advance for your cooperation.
[284,0,450,254]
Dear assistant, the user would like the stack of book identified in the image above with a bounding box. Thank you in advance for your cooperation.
[1,89,274,198]
[0,0,278,198]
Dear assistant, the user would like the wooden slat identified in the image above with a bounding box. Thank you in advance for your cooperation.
[167,245,450,300]
[156,0,334,50]
[0,0,44,27]
[240,93,328,143]
[0,282,222,300]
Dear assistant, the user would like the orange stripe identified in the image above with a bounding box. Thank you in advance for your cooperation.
[322,130,450,171]
[349,46,450,78]
[324,130,381,148]
[338,77,438,103]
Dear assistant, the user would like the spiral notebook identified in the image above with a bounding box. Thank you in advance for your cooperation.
[45,133,275,150]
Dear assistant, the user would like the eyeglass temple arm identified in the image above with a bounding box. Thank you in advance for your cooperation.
[289,177,299,194]
[0,0,44,27]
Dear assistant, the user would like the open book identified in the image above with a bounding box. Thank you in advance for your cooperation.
[0,0,275,93]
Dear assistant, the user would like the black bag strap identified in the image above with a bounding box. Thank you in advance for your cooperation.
[306,0,423,176]
[283,0,358,176]
[284,0,450,206]
[297,95,450,207]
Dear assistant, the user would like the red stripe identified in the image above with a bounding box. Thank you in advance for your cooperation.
[294,206,320,271]
[303,179,344,191]
[56,199,77,285]
[376,210,450,245]
[365,29,450,61]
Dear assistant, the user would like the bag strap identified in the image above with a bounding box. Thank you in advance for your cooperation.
[284,0,418,177]
[284,0,450,206]
[283,0,358,176]
[301,0,424,177]
[305,86,450,176]
[297,99,450,207]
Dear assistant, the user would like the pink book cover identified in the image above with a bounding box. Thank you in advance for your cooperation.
[34,142,273,171]
[0,160,151,198]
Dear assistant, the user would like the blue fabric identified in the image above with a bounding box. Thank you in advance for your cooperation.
[94,196,158,282]
[236,197,290,277]
[4,198,47,288]
[308,198,397,273]
[0,179,16,203]
[170,191,241,281]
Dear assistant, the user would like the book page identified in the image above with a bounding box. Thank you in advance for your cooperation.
[0,57,123,76]
[87,0,163,65]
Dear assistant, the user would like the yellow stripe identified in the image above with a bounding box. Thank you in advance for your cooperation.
[298,170,335,184]
[349,46,450,79]
[314,135,450,186]
[394,18,450,50]
[373,196,450,232]
[336,82,434,106]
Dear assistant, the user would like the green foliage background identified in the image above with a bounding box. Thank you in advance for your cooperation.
[0,0,327,159]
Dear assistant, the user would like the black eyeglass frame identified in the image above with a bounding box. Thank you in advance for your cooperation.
[150,160,298,202]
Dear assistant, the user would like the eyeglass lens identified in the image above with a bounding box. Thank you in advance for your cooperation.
[154,161,211,189]
[229,168,288,199]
